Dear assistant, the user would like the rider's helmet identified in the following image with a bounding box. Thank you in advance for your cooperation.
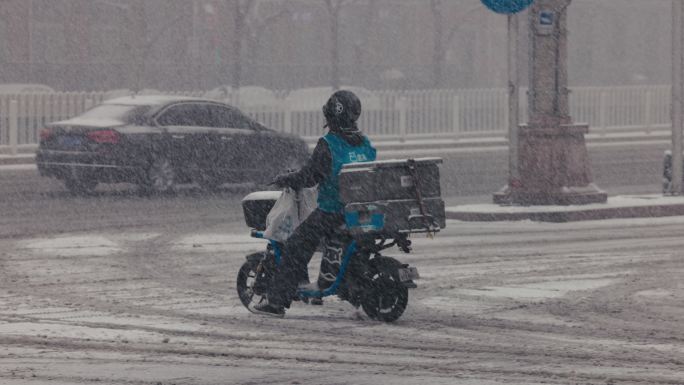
[322,90,362,132]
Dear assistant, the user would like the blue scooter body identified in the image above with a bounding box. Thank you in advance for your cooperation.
[251,230,357,299]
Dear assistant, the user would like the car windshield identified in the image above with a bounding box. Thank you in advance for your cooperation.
[77,104,151,123]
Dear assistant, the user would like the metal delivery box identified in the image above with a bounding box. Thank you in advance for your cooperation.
[340,158,445,235]
[339,157,442,203]
[345,198,446,235]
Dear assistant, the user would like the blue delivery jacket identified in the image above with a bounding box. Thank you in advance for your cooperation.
[317,133,376,212]
[276,131,376,213]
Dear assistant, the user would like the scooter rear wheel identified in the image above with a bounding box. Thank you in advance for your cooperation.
[361,270,408,322]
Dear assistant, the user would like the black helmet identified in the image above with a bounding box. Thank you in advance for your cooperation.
[322,90,361,132]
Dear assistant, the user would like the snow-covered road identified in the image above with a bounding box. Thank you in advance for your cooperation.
[2,214,684,384]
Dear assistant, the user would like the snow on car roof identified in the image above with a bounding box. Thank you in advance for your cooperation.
[48,118,126,128]
[103,94,208,106]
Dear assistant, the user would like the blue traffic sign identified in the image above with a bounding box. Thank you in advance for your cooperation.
[481,0,534,14]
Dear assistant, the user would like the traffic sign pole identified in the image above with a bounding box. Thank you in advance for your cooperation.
[481,1,531,198]
[507,13,520,185]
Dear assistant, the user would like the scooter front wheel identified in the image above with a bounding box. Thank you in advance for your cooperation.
[236,259,262,309]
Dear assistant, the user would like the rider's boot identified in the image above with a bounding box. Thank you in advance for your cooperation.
[297,282,324,305]
[293,279,310,302]
[251,297,285,318]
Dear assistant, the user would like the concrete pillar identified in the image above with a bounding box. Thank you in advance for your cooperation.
[494,0,607,205]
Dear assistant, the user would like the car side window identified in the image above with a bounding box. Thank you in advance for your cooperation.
[157,103,211,127]
[206,105,253,129]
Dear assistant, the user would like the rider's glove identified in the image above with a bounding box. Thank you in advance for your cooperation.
[272,173,292,188]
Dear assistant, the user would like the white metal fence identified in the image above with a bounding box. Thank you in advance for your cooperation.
[0,85,672,154]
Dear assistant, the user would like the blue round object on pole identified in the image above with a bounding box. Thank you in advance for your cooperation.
[481,0,534,14]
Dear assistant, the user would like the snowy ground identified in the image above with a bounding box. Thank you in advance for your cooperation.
[2,211,684,384]
[0,163,680,384]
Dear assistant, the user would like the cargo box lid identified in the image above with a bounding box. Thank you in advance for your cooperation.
[341,157,443,171]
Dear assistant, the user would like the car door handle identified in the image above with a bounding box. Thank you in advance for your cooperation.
[220,136,233,141]
[172,134,185,139]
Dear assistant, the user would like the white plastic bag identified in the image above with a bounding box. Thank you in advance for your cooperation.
[263,187,318,242]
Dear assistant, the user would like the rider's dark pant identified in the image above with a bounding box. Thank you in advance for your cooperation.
[267,208,345,307]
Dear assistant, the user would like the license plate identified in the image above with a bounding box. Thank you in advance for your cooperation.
[58,136,82,148]
[397,267,419,282]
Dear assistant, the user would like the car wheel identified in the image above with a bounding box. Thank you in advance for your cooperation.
[142,155,176,194]
[64,177,97,195]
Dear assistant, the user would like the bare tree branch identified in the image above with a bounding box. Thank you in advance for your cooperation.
[143,14,187,56]
[323,0,359,88]
[247,0,291,35]
[241,0,256,18]
[445,5,481,46]
[245,0,292,83]
[430,1,482,86]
